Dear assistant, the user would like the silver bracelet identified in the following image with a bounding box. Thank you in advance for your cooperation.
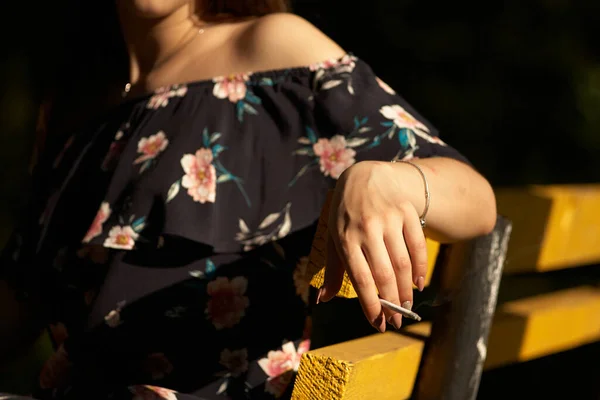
[391,159,430,228]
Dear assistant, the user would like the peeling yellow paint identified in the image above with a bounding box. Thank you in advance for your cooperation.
[292,332,425,399]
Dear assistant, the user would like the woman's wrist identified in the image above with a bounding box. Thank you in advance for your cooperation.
[391,160,430,227]
[386,160,429,220]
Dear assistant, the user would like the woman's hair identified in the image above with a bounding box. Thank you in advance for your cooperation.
[30,0,289,171]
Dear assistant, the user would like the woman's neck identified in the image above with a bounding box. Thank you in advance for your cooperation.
[116,4,205,86]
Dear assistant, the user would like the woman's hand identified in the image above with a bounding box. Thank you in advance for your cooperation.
[318,161,428,332]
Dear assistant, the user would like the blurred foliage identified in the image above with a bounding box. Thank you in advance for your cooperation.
[1,0,600,240]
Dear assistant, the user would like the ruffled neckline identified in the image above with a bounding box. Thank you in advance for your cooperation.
[118,52,357,108]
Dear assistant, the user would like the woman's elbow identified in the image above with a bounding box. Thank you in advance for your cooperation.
[475,177,497,236]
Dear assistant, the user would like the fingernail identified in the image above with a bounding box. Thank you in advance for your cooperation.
[316,287,323,304]
[402,301,412,311]
[391,314,403,330]
[374,314,386,333]
[416,276,425,292]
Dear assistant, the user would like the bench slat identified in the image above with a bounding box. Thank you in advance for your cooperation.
[496,185,600,273]
[294,285,600,399]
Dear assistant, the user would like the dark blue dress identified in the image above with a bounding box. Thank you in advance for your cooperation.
[1,54,468,400]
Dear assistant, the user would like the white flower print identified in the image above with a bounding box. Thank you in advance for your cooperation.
[379,104,447,146]
[103,225,139,250]
[105,309,121,328]
[104,300,126,328]
[311,54,358,94]
[236,203,292,251]
[376,77,396,95]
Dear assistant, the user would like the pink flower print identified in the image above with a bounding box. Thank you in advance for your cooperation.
[258,341,303,378]
[147,85,188,109]
[135,131,169,164]
[380,105,429,132]
[143,353,174,380]
[205,276,249,330]
[309,54,357,72]
[39,344,72,390]
[82,202,111,243]
[258,340,311,379]
[130,385,178,400]
[313,135,356,179]
[180,148,217,203]
[147,88,171,109]
[309,58,338,71]
[103,225,138,250]
[376,77,396,95]
[258,340,312,396]
[212,74,249,103]
[219,348,249,377]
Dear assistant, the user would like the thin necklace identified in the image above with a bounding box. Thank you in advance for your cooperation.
[122,24,212,98]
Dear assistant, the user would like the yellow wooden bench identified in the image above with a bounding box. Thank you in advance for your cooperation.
[292,185,600,400]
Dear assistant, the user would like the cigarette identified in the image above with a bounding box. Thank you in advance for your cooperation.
[380,299,422,322]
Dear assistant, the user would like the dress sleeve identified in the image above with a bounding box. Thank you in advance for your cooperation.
[310,55,470,166]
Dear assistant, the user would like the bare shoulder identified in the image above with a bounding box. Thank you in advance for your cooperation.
[235,13,347,70]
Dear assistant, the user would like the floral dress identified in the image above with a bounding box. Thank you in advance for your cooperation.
[0,54,469,400]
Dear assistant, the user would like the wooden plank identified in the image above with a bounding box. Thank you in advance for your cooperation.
[292,331,425,400]
[295,286,600,399]
[485,286,600,368]
[306,191,440,299]
[307,185,600,295]
[496,184,600,273]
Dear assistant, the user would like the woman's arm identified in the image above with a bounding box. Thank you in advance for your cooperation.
[388,157,497,243]
[243,13,498,332]
[323,159,496,332]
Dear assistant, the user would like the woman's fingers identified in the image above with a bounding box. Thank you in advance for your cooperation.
[362,229,403,330]
[318,233,345,303]
[383,221,413,329]
[401,203,428,291]
[341,240,386,332]
[324,193,427,332]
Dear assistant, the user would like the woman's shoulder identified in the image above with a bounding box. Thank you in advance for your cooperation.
[233,13,348,75]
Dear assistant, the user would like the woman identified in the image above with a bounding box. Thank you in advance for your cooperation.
[0,0,496,399]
